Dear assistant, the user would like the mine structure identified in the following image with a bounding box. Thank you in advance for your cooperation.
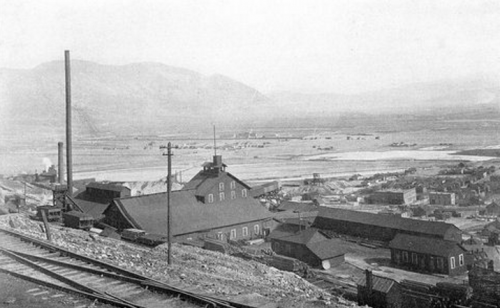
[102,155,274,243]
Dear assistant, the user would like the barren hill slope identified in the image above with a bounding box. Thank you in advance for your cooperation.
[0,61,272,136]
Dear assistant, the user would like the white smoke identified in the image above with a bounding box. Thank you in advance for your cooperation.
[42,157,52,172]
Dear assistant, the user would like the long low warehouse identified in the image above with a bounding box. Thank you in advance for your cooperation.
[312,207,462,243]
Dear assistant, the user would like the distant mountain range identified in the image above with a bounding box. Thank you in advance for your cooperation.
[0,61,271,136]
[268,74,500,115]
[1,60,499,137]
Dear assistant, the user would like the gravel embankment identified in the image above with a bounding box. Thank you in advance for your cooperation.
[0,214,362,308]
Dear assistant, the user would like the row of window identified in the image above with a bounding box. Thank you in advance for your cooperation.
[208,189,247,203]
[219,181,237,191]
[401,251,464,269]
[216,225,260,240]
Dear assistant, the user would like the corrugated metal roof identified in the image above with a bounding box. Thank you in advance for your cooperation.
[389,233,467,257]
[111,190,273,237]
[315,207,459,237]
[357,274,396,294]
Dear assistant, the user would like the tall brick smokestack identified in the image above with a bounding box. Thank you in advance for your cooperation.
[65,50,73,196]
[58,142,64,184]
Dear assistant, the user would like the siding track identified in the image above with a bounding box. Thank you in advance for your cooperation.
[0,227,253,308]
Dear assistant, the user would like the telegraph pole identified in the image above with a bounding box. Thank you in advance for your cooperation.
[166,142,173,265]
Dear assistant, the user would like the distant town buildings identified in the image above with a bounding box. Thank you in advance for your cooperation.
[429,191,456,205]
[369,188,417,205]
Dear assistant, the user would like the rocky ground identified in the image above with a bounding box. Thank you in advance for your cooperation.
[0,214,363,308]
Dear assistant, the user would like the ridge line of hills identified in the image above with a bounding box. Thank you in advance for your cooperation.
[1,60,499,137]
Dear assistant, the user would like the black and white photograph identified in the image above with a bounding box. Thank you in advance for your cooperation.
[1,1,500,307]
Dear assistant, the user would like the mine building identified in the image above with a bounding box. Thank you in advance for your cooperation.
[482,201,500,216]
[369,188,417,205]
[249,181,280,198]
[72,182,131,221]
[428,191,456,205]
[268,227,345,269]
[276,200,318,212]
[410,205,432,218]
[102,155,274,242]
[389,233,468,276]
[313,207,462,243]
[356,270,402,308]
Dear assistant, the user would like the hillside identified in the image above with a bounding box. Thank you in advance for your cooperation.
[267,75,500,115]
[0,214,359,308]
[0,61,272,136]
[2,61,499,140]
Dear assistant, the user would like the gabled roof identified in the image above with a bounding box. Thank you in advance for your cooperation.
[486,202,500,210]
[72,198,109,220]
[356,274,397,293]
[110,190,273,237]
[389,233,467,257]
[182,171,250,196]
[268,228,346,260]
[277,201,318,212]
[315,207,460,238]
[268,227,326,245]
[87,182,130,192]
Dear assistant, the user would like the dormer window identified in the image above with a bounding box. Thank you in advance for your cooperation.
[230,181,236,189]
[220,192,225,201]
[242,189,247,198]
[207,194,214,203]
[219,182,224,191]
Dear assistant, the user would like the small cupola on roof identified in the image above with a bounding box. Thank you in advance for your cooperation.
[202,155,227,175]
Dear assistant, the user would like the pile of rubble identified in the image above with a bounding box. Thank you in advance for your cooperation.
[0,214,361,308]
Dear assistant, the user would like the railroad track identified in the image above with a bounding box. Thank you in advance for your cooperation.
[0,227,253,308]
[307,270,357,301]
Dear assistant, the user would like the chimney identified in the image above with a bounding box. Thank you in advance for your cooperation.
[58,142,64,184]
[65,50,73,196]
[365,269,373,293]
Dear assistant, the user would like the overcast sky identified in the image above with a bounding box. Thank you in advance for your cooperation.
[1,0,499,94]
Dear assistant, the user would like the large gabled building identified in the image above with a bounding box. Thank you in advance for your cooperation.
[102,155,274,242]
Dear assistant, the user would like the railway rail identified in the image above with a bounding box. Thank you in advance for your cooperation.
[0,227,255,308]
[307,270,357,301]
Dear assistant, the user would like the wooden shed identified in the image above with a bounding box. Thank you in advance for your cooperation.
[357,270,402,308]
[268,227,345,269]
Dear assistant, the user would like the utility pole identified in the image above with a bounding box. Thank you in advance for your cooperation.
[166,142,173,265]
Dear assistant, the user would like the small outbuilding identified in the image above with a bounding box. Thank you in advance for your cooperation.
[268,227,345,269]
[484,202,500,216]
[357,270,402,308]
